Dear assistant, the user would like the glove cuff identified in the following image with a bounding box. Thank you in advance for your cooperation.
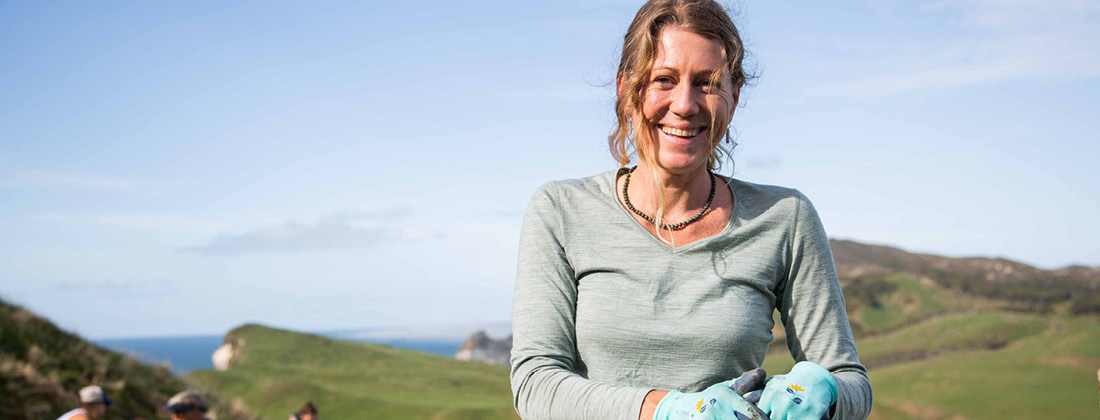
[651,390,684,420]
[791,361,838,404]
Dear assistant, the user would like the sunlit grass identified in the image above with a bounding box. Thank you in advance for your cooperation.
[187,324,518,420]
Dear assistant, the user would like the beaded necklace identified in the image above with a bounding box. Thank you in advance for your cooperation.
[622,166,716,230]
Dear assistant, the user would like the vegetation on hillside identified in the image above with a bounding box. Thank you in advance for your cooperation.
[7,239,1099,420]
[0,297,256,420]
[866,316,1100,420]
[831,239,1100,314]
[761,242,1100,419]
[187,324,518,420]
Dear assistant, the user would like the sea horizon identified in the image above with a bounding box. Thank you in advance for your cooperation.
[96,334,468,375]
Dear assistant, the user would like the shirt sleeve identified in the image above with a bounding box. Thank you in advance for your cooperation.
[776,191,873,420]
[510,181,652,420]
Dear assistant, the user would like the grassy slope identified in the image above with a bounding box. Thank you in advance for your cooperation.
[187,324,519,420]
[857,274,951,332]
[763,274,1100,420]
[868,315,1100,420]
[0,297,255,420]
[856,311,1048,369]
[193,273,1100,420]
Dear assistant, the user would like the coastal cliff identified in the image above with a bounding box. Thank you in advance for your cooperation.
[454,331,511,367]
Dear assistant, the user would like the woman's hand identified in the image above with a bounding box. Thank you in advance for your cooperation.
[647,375,769,420]
[756,361,837,420]
[640,368,769,420]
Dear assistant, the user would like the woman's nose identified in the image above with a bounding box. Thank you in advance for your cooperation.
[669,82,699,117]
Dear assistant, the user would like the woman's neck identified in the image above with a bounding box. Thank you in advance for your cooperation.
[629,163,712,215]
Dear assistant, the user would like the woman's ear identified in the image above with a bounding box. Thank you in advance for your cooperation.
[728,84,741,119]
[617,74,634,115]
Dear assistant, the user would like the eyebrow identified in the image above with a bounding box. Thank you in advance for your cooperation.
[652,66,724,76]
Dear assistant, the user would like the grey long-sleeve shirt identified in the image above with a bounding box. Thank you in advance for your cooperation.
[510,169,871,420]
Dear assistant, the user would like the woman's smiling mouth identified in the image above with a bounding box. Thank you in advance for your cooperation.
[660,125,704,139]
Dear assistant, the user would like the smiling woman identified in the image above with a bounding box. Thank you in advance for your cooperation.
[642,26,736,177]
[509,1,871,420]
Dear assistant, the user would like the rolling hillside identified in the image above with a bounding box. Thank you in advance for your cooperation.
[760,240,1100,419]
[0,297,256,420]
[8,239,1097,420]
[187,324,519,420]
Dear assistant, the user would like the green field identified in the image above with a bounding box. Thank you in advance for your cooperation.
[189,273,1100,420]
[187,325,519,420]
[762,273,1100,420]
[868,315,1100,419]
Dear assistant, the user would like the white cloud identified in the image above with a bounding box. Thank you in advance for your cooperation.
[0,169,162,191]
[37,212,233,236]
[923,0,1100,28]
[51,279,172,297]
[181,214,399,256]
[826,33,1099,96]
[37,207,413,238]
[808,0,1100,97]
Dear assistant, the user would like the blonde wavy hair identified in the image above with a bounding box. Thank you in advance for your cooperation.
[609,0,749,231]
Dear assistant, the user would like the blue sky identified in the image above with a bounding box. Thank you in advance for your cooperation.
[2,0,1098,339]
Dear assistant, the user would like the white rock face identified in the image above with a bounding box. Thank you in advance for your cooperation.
[212,343,234,371]
[455,331,512,366]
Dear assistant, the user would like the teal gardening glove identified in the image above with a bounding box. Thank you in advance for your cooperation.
[653,377,768,420]
[756,361,838,420]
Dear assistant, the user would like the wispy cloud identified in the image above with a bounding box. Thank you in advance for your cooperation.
[54,279,145,291]
[181,214,399,256]
[37,207,413,238]
[923,0,1100,29]
[37,212,231,236]
[809,0,1100,97]
[52,279,172,297]
[819,32,1100,97]
[0,169,161,191]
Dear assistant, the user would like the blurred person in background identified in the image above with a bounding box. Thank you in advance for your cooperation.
[163,390,209,420]
[55,385,112,420]
[288,401,318,420]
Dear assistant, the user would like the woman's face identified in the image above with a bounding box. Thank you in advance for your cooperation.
[640,26,738,177]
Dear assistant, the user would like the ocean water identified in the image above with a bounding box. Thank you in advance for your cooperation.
[97,335,224,374]
[95,335,465,374]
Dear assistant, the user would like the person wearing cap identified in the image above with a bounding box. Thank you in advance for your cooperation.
[56,385,113,420]
[164,390,209,420]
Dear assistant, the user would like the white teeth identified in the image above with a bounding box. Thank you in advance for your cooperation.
[661,126,701,137]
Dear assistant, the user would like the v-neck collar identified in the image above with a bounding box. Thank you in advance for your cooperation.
[607,167,738,254]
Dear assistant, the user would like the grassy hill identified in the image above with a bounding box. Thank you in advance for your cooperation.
[762,261,1100,419]
[831,239,1100,314]
[188,240,1100,420]
[187,324,518,420]
[200,279,1099,420]
[11,238,1095,420]
[867,315,1100,419]
[0,297,256,420]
